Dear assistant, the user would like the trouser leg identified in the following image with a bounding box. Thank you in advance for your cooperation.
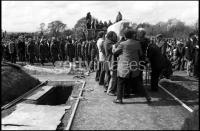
[104,70,111,88]
[95,61,101,81]
[107,70,117,93]
[99,62,105,85]
[117,77,126,100]
[151,70,160,91]
[135,75,150,99]
[186,60,192,76]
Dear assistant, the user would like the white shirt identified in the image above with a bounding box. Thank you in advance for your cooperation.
[97,38,105,61]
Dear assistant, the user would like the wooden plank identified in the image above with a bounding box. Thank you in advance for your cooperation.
[65,80,86,130]
[1,81,48,111]
[25,86,53,100]
[2,103,66,130]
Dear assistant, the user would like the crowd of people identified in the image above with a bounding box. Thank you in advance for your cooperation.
[94,29,199,104]
[1,27,199,104]
[1,36,98,69]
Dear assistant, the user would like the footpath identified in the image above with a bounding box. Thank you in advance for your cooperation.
[32,69,198,130]
[70,73,190,130]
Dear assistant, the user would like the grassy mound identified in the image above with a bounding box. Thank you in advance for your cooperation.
[1,62,41,105]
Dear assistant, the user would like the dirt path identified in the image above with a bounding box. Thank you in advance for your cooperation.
[30,67,198,130]
[70,73,191,130]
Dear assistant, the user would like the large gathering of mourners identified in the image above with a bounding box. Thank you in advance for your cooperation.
[1,27,198,104]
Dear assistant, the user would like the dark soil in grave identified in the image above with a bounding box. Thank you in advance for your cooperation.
[37,85,73,105]
[1,62,41,106]
[46,81,83,130]
[159,78,199,109]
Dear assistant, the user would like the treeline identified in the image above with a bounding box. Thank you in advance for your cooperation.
[2,16,198,41]
[137,18,198,39]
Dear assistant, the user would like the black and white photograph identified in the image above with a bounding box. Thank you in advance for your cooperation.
[1,1,199,130]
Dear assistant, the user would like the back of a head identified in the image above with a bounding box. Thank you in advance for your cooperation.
[106,31,118,43]
[124,29,136,39]
[97,31,104,39]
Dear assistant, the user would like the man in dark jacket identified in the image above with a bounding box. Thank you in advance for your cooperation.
[90,39,98,71]
[136,28,150,94]
[156,34,167,57]
[147,40,166,91]
[34,38,40,63]
[193,35,199,78]
[81,41,86,65]
[17,37,25,62]
[185,33,194,76]
[60,38,66,62]
[8,38,17,63]
[39,38,48,66]
[84,40,89,67]
[27,38,35,64]
[50,37,59,66]
[76,40,82,66]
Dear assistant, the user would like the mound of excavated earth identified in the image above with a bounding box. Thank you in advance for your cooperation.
[1,62,40,105]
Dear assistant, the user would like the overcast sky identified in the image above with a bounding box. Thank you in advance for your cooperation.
[2,1,199,32]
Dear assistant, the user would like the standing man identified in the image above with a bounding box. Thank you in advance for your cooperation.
[193,35,199,78]
[113,29,151,104]
[39,38,46,66]
[90,39,98,72]
[27,38,35,65]
[103,31,118,93]
[17,36,25,62]
[67,39,75,72]
[96,31,105,84]
[60,38,66,65]
[34,37,40,63]
[50,37,59,66]
[156,34,167,58]
[84,40,89,70]
[185,33,194,76]
[77,40,82,67]
[8,38,17,63]
[136,28,150,95]
[82,41,86,67]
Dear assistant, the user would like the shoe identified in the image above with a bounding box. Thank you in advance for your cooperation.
[151,88,158,92]
[107,92,116,96]
[124,94,130,99]
[113,99,123,104]
[146,97,152,103]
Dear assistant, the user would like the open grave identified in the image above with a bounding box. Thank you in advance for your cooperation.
[2,80,84,130]
[1,62,85,130]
